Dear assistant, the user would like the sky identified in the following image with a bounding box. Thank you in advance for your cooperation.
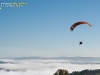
[0,0,100,57]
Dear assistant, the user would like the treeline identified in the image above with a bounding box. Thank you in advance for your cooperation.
[53,69,100,75]
[70,69,100,75]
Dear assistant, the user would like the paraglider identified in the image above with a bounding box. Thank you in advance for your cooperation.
[70,21,92,45]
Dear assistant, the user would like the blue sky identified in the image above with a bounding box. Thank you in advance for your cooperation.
[0,0,100,57]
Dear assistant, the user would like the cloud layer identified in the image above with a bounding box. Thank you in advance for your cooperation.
[0,57,100,75]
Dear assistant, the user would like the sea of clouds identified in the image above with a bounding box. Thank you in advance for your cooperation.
[0,56,100,75]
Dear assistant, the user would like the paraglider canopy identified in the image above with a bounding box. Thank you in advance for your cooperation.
[70,21,92,31]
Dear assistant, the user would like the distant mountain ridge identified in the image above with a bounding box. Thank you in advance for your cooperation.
[0,61,13,64]
[9,56,100,60]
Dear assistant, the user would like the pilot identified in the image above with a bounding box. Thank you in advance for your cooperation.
[79,41,82,45]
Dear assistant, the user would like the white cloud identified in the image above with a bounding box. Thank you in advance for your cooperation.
[0,57,100,75]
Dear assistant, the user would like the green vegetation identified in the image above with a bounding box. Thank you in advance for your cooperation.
[70,69,100,75]
[54,69,100,75]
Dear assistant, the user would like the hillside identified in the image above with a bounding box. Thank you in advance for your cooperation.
[53,69,100,75]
